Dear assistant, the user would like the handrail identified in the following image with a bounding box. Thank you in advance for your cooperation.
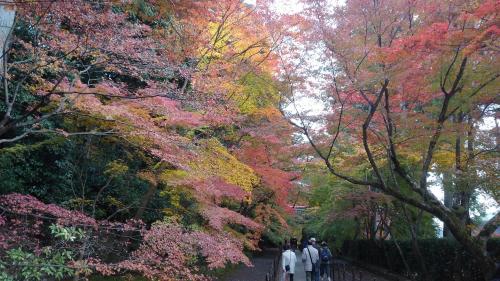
[265,252,281,281]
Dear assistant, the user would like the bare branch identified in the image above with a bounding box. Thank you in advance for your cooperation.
[420,57,467,190]
[0,128,113,145]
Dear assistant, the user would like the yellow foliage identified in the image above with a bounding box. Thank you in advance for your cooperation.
[190,138,258,193]
[159,169,188,185]
[104,160,129,177]
[433,150,455,168]
[105,196,126,209]
[161,188,182,210]
[235,73,280,115]
[66,198,94,208]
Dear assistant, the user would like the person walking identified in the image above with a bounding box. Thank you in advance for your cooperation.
[310,238,321,281]
[319,241,333,281]
[282,244,297,281]
[302,239,319,281]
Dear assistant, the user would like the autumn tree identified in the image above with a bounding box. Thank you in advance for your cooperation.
[0,0,297,280]
[278,0,499,278]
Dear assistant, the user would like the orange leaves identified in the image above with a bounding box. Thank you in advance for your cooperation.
[463,25,500,56]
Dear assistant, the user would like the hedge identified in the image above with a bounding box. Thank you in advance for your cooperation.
[341,238,500,281]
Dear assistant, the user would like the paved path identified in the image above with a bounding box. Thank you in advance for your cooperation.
[219,249,278,281]
[293,250,306,280]
[220,249,390,281]
[280,251,389,281]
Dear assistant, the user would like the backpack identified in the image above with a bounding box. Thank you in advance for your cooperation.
[320,248,331,262]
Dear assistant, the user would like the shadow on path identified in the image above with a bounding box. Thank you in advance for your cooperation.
[218,249,278,281]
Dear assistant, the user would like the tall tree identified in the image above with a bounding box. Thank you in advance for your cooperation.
[279,0,499,278]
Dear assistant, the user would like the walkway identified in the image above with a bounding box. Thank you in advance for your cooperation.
[220,249,390,281]
[219,249,278,281]
[280,250,389,281]
[293,250,306,280]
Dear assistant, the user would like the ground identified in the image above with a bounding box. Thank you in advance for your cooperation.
[221,249,389,281]
[219,249,278,281]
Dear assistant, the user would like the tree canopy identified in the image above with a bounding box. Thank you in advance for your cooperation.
[0,0,498,280]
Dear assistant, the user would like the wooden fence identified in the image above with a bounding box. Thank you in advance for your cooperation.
[265,253,281,281]
[331,260,383,281]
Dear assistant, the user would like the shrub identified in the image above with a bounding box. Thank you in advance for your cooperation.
[341,238,498,281]
[487,238,500,261]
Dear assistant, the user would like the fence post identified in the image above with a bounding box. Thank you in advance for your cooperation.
[343,264,346,281]
[339,264,342,280]
[351,267,355,281]
[332,262,335,281]
[359,271,362,281]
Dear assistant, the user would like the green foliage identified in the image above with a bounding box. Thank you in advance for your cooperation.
[259,212,288,246]
[0,224,84,281]
[486,238,500,261]
[125,0,159,23]
[104,161,129,178]
[303,163,437,248]
[0,137,74,201]
[49,224,85,242]
[0,132,167,223]
[302,167,359,247]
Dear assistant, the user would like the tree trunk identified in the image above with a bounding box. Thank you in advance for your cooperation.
[434,207,495,280]
[401,205,430,281]
[442,170,454,238]
[394,237,411,274]
[459,115,475,226]
[134,182,158,220]
[453,113,473,228]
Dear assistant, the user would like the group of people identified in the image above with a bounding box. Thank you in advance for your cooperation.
[281,237,333,281]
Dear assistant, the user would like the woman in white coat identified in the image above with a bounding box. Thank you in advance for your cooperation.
[282,244,297,281]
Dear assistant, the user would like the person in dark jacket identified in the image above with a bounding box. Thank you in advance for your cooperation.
[319,241,333,281]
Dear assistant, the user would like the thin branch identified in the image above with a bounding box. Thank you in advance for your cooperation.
[361,79,389,188]
[420,57,467,190]
[0,128,113,144]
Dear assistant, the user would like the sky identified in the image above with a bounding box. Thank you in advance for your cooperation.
[0,5,16,66]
